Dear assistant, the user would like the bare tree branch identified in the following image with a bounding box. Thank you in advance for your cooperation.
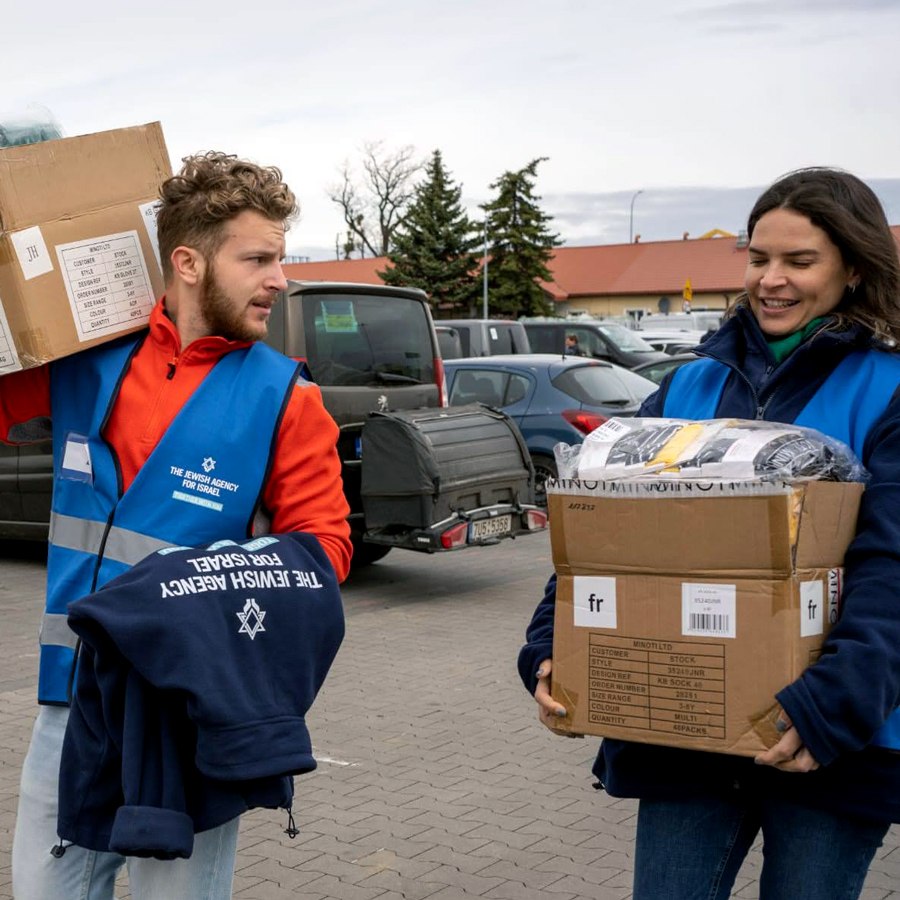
[327,143,421,258]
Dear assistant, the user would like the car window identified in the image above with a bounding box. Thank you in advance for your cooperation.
[552,365,657,404]
[449,369,506,406]
[523,325,557,353]
[504,373,530,405]
[595,323,657,353]
[436,326,463,360]
[635,361,677,384]
[569,328,608,358]
[487,325,518,354]
[302,294,435,387]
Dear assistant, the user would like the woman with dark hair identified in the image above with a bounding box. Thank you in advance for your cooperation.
[519,168,900,899]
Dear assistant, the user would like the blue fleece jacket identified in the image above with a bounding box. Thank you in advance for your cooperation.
[58,532,344,859]
[518,308,900,823]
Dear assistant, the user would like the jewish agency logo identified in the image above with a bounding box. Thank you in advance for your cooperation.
[236,597,266,640]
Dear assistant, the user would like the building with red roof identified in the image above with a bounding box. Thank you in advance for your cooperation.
[283,226,900,319]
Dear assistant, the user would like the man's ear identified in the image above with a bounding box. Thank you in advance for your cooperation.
[170,246,205,286]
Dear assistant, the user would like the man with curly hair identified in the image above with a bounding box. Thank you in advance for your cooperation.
[3,152,352,898]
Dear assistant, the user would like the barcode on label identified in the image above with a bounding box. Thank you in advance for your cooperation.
[592,418,631,438]
[688,613,730,635]
[682,582,736,639]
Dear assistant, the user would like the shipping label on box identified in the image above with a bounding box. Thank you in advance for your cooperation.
[0,122,171,369]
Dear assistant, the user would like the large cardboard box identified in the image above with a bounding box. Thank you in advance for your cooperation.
[548,479,864,756]
[0,122,171,372]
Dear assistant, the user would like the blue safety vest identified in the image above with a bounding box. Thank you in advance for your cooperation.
[40,334,300,704]
[664,350,900,749]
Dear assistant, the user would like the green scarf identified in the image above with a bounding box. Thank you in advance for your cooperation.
[766,317,828,364]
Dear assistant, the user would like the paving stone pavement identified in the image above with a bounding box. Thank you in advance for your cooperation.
[1,534,899,899]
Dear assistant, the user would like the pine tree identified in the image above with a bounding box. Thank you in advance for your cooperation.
[481,158,560,318]
[380,150,481,316]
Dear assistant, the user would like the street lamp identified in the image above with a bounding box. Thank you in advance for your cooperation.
[629,189,644,244]
[482,217,489,318]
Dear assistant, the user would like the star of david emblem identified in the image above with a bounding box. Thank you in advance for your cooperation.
[202,456,216,473]
[236,598,266,640]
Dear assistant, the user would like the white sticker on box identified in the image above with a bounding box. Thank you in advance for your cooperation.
[682,582,736,638]
[800,580,825,637]
[0,296,22,373]
[55,231,155,342]
[138,200,163,274]
[11,226,54,280]
[573,575,617,629]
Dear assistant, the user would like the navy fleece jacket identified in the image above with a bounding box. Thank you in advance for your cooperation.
[519,309,900,823]
[58,532,344,858]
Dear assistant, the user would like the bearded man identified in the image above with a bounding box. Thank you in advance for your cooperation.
[3,152,352,899]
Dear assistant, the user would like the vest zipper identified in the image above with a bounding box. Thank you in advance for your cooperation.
[167,361,177,380]
[696,347,778,421]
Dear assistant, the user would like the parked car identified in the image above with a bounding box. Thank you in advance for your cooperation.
[437,318,531,359]
[638,311,723,334]
[0,281,547,565]
[443,354,657,504]
[521,318,667,369]
[634,329,705,355]
[631,352,698,385]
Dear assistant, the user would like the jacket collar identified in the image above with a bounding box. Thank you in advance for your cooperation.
[699,305,872,371]
[148,299,254,361]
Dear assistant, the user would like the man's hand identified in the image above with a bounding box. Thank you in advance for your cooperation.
[754,711,820,772]
[534,658,567,730]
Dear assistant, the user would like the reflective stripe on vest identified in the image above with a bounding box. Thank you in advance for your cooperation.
[664,350,900,750]
[40,338,300,703]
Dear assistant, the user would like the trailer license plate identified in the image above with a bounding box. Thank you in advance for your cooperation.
[470,515,512,541]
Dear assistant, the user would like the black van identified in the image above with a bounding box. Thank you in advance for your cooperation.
[521,318,666,369]
[438,319,531,359]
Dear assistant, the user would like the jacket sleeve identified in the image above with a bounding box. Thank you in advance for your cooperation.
[778,395,900,765]
[263,380,352,582]
[517,573,558,696]
[0,365,51,443]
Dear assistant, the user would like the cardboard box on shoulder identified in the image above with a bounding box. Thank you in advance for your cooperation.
[548,478,864,756]
[0,122,171,371]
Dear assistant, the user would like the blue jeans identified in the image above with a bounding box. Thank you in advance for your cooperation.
[633,794,890,900]
[12,706,240,900]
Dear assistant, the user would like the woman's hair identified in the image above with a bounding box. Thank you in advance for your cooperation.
[156,152,298,281]
[731,167,900,344]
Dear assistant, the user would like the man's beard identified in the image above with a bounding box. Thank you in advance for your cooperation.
[198,265,264,342]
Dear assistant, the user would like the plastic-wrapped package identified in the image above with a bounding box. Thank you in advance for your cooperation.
[555,417,867,484]
[0,104,64,148]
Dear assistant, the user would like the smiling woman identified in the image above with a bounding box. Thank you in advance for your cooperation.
[519,167,900,900]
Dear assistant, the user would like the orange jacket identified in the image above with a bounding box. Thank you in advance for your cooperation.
[0,302,352,581]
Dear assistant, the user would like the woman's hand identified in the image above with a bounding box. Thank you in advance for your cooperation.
[754,711,820,772]
[534,659,568,729]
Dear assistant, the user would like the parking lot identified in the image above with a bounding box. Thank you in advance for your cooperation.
[2,533,900,899]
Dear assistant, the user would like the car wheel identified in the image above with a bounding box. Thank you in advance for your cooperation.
[530,453,558,508]
[351,536,392,568]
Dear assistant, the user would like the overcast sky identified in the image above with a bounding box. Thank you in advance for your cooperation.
[6,0,900,259]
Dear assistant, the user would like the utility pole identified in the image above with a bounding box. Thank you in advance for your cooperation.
[629,189,644,244]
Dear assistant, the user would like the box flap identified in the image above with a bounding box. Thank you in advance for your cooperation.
[795,480,864,569]
[0,122,171,231]
[549,490,797,577]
